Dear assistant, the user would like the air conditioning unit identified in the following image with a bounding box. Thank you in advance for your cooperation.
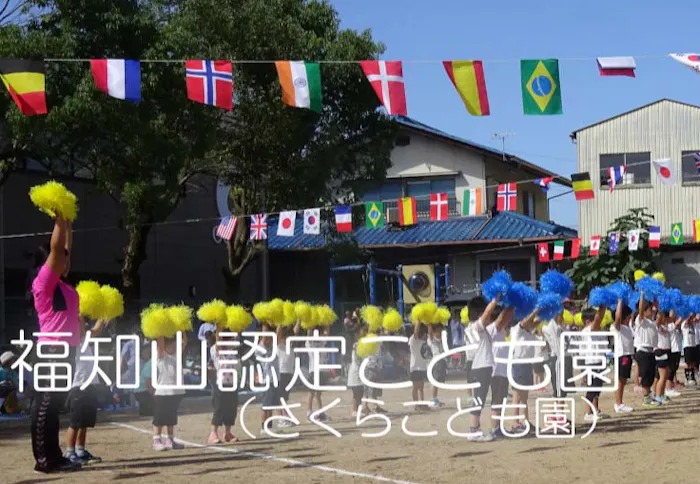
[386,207,400,224]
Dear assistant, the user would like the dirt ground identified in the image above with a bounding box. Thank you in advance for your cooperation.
[2,379,699,484]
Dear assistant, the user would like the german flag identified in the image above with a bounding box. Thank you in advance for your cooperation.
[571,172,594,201]
[0,60,47,115]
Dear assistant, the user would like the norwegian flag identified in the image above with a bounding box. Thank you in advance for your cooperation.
[216,216,237,241]
[185,60,233,110]
[360,61,407,116]
[249,213,268,241]
[496,183,517,211]
[694,152,700,174]
[430,193,449,221]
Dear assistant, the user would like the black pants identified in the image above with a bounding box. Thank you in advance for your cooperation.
[135,391,154,416]
[211,386,238,427]
[585,376,604,401]
[31,346,75,472]
[550,356,573,398]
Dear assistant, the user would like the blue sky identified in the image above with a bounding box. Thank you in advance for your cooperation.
[331,0,700,228]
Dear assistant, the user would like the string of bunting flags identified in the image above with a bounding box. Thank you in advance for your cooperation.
[2,53,700,116]
[536,220,700,263]
[214,178,561,242]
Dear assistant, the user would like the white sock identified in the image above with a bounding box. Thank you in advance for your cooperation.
[153,435,161,441]
[76,446,85,456]
[66,446,75,454]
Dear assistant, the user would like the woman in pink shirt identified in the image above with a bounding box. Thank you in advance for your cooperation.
[30,216,82,474]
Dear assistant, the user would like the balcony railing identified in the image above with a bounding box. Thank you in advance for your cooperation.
[383,196,461,220]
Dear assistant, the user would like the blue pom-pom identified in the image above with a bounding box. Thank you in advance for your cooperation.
[539,270,574,299]
[608,281,632,303]
[676,295,692,318]
[634,276,664,302]
[589,286,617,309]
[687,295,700,315]
[504,282,538,320]
[627,291,641,311]
[482,270,513,301]
[658,288,683,313]
[536,292,563,321]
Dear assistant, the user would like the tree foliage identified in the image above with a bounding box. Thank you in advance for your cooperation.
[567,207,659,294]
[0,0,395,300]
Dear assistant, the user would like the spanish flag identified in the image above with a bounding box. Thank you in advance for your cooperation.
[443,60,490,116]
[398,197,416,226]
[0,60,47,115]
[571,172,594,201]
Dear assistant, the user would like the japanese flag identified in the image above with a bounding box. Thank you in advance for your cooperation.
[652,158,676,184]
[277,211,296,237]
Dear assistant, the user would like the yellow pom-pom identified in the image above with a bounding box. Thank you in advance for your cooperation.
[601,309,614,328]
[460,306,469,324]
[652,272,666,283]
[197,300,228,327]
[269,298,285,326]
[294,301,312,325]
[29,180,78,221]
[574,312,584,327]
[253,302,273,324]
[360,305,383,332]
[167,305,193,332]
[226,305,253,332]
[562,309,574,324]
[302,306,320,330]
[316,305,337,327]
[382,308,403,333]
[76,281,104,320]
[432,307,451,326]
[357,333,380,358]
[141,304,175,339]
[282,301,296,327]
[99,285,124,320]
[634,270,647,282]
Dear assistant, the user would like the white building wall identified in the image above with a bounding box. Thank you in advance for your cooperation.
[389,130,486,212]
[576,100,700,242]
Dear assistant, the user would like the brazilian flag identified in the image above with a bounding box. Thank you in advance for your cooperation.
[521,59,562,115]
[671,222,683,246]
[365,201,384,228]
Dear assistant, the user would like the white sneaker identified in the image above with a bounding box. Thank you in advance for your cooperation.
[686,380,697,386]
[614,403,633,413]
[666,389,681,397]
[277,419,294,428]
[596,411,610,419]
[583,413,597,423]
[467,431,494,442]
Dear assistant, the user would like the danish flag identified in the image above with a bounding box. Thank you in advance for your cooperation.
[360,60,407,116]
[430,193,449,221]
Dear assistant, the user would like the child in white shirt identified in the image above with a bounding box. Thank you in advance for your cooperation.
[409,322,430,411]
[682,318,697,385]
[152,334,187,451]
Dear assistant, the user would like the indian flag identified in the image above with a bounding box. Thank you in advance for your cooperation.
[462,188,482,216]
[274,61,322,113]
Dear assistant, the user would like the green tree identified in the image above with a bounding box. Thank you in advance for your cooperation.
[567,207,659,294]
[0,0,395,301]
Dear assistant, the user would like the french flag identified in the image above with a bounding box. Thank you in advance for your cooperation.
[90,59,141,102]
[597,57,636,77]
[335,205,353,233]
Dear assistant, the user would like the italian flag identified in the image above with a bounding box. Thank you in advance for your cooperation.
[553,240,564,260]
[462,188,482,216]
[274,61,322,113]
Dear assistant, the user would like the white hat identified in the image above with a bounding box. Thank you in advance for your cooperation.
[0,351,15,365]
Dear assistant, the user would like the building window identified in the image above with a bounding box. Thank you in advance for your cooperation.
[521,190,535,218]
[600,152,651,187]
[681,150,700,183]
[480,259,531,283]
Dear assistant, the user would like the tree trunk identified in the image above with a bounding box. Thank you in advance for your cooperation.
[223,188,261,300]
[121,223,151,306]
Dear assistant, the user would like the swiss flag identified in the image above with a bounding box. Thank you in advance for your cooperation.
[360,61,407,116]
[570,238,581,259]
[430,193,449,221]
[589,235,601,256]
[537,243,550,262]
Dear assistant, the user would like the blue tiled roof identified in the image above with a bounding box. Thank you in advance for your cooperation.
[475,211,578,240]
[267,211,577,251]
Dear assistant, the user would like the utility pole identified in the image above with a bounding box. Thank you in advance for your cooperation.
[491,132,516,161]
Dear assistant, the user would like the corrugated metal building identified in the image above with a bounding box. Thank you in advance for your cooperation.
[571,99,700,289]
